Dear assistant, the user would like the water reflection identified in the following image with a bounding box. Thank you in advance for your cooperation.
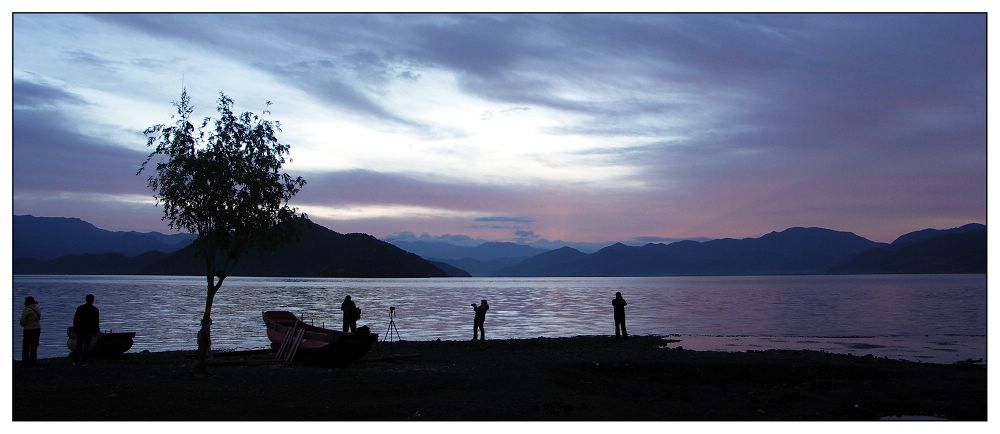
[11,274,986,363]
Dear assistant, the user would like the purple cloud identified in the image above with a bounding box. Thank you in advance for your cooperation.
[475,216,535,224]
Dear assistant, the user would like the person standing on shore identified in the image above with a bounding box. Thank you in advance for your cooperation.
[612,292,628,340]
[73,294,100,366]
[341,295,360,333]
[19,296,41,366]
[472,299,489,341]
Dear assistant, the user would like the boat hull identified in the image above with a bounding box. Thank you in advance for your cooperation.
[66,328,136,358]
[262,310,377,364]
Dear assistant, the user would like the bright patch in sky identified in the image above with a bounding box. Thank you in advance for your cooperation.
[298,204,481,221]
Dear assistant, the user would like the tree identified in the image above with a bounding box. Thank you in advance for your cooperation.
[139,89,306,370]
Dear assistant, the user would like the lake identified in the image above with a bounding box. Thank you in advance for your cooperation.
[10,274,986,363]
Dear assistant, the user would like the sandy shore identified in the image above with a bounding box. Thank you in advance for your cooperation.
[11,335,986,421]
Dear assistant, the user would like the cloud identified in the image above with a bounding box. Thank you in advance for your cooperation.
[268,57,429,129]
[298,203,479,221]
[12,14,987,243]
[92,14,431,131]
[383,232,481,247]
[13,78,89,109]
[12,80,162,231]
[479,106,530,120]
[66,50,116,69]
[407,15,542,79]
[630,236,712,244]
[513,230,541,244]
[474,216,535,224]
[289,169,640,240]
[13,80,149,196]
[82,14,984,143]
[381,230,619,254]
[82,15,985,173]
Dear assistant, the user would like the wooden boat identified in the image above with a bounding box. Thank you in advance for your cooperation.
[262,310,378,364]
[66,327,136,358]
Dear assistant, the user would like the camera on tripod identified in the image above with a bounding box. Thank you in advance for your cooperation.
[383,306,401,342]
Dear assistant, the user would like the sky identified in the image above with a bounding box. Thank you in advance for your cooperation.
[9,12,987,246]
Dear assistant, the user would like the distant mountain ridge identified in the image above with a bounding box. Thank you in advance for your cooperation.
[427,261,472,278]
[495,227,886,277]
[14,215,984,277]
[386,240,548,261]
[13,216,450,278]
[493,246,587,277]
[429,256,528,277]
[385,240,549,276]
[13,215,195,260]
[832,224,986,274]
[890,223,985,247]
[139,218,448,278]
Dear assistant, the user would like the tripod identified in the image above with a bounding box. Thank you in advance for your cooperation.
[383,307,401,342]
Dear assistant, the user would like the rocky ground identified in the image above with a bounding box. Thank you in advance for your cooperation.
[11,335,986,421]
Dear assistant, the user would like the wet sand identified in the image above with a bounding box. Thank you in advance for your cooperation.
[11,335,986,421]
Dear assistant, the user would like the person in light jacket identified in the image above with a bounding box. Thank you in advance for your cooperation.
[19,296,41,366]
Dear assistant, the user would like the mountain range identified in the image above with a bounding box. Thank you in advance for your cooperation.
[488,225,985,277]
[13,216,451,278]
[13,215,196,260]
[495,227,886,276]
[12,215,986,277]
[830,224,986,274]
[385,240,548,276]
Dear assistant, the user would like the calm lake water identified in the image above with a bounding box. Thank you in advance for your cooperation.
[10,274,987,364]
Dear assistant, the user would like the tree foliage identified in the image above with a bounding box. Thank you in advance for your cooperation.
[139,89,306,369]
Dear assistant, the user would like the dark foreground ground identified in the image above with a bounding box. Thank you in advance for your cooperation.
[12,335,986,421]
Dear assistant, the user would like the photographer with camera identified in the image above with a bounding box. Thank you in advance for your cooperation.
[340,295,361,333]
[612,292,628,340]
[471,299,490,341]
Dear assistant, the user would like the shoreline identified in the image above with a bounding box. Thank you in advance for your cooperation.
[16,332,986,366]
[12,335,986,421]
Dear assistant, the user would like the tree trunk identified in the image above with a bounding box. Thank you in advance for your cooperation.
[195,289,216,370]
[194,255,223,373]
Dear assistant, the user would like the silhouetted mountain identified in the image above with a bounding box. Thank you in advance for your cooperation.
[890,223,985,247]
[427,261,472,277]
[13,251,168,275]
[141,218,447,278]
[123,230,196,248]
[13,215,195,260]
[387,240,547,261]
[430,256,530,277]
[496,228,884,276]
[495,246,588,276]
[832,225,986,274]
[385,239,547,276]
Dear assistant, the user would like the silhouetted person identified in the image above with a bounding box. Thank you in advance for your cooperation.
[612,292,628,340]
[472,299,489,341]
[341,295,360,333]
[19,296,41,366]
[73,294,100,366]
